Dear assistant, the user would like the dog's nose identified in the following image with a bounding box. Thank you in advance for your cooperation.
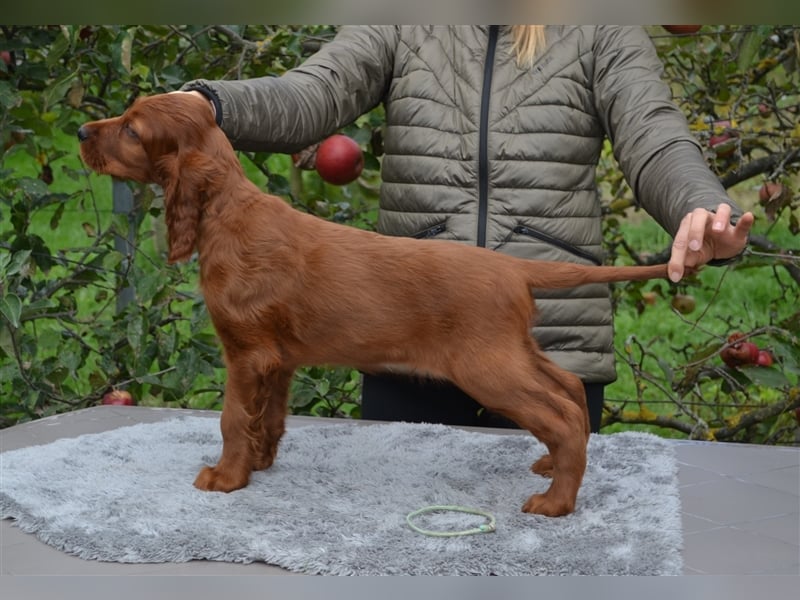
[77,125,90,143]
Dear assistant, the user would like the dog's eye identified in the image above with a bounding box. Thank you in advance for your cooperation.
[123,123,139,140]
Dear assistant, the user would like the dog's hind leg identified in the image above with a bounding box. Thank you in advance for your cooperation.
[527,351,589,478]
[450,353,587,517]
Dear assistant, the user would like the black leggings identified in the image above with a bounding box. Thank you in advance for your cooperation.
[361,373,606,433]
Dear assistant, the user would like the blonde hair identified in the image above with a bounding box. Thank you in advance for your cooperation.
[511,25,546,68]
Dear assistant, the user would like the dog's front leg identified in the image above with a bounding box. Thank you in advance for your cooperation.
[194,362,292,492]
[253,368,293,471]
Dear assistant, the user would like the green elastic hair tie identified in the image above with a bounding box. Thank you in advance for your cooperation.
[406,505,497,537]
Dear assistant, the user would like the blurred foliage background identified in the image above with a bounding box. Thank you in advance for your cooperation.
[1,25,798,443]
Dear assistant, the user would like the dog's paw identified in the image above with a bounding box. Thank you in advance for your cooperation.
[253,455,276,471]
[193,465,249,492]
[521,492,575,517]
[253,444,279,471]
[530,454,553,477]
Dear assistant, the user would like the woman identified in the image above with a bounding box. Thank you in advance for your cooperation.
[181,26,753,431]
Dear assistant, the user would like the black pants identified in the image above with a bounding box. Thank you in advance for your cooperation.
[361,373,606,433]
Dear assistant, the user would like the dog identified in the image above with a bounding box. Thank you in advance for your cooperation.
[78,93,668,517]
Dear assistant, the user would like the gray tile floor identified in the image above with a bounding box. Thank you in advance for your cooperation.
[1,406,798,575]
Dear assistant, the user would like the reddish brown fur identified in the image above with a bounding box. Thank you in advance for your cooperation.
[78,94,668,517]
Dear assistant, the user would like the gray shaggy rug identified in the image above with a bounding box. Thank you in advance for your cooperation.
[0,417,683,575]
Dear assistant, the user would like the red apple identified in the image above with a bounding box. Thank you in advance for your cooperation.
[102,389,136,406]
[758,181,785,205]
[314,134,364,185]
[743,342,760,364]
[727,332,746,345]
[670,293,696,314]
[641,291,658,306]
[721,333,760,368]
[756,350,774,367]
[757,103,771,117]
[662,25,702,35]
[708,132,738,158]
[0,51,11,66]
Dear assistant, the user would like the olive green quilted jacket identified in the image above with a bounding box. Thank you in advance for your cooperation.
[184,25,740,382]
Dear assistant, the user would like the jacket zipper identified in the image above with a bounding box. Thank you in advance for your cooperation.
[412,222,447,239]
[477,25,499,248]
[513,225,603,266]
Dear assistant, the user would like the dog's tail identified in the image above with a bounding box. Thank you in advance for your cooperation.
[525,261,668,290]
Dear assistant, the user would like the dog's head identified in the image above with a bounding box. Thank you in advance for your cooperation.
[78,93,229,263]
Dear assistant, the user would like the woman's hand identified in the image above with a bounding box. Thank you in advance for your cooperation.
[668,203,754,282]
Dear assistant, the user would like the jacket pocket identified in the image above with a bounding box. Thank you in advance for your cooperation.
[513,225,602,266]
[412,221,447,239]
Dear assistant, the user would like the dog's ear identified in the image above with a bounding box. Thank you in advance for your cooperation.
[159,151,219,264]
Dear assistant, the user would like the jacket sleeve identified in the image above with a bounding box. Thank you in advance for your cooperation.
[181,26,397,153]
[591,26,742,236]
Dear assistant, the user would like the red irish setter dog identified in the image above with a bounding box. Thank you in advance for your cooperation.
[78,93,668,517]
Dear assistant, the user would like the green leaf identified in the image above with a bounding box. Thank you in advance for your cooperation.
[737,27,770,73]
[0,294,22,328]
[49,202,66,230]
[17,177,50,199]
[656,358,674,383]
[720,367,752,393]
[45,30,71,69]
[42,70,78,112]
[102,250,124,272]
[126,315,144,352]
[740,366,791,389]
[3,250,31,277]
[159,327,177,357]
[37,328,62,351]
[0,324,14,357]
[20,298,59,321]
[315,379,330,397]
[0,80,22,110]
[136,373,168,386]
[267,173,291,197]
[135,271,163,305]
[687,340,723,365]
